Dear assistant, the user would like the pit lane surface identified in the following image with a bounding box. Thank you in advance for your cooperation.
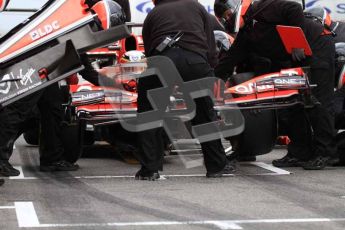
[1,137,345,230]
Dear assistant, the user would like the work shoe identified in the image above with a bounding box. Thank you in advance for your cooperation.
[0,161,20,177]
[206,160,237,178]
[134,169,160,181]
[40,160,79,172]
[301,156,328,170]
[272,154,302,167]
[0,179,4,186]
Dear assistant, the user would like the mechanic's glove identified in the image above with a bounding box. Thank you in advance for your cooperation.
[291,48,306,62]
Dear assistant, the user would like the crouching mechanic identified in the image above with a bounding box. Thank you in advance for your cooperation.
[0,83,79,175]
[134,0,235,180]
[304,6,345,165]
[214,0,337,170]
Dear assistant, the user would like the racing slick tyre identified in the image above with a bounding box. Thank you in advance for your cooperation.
[60,122,83,164]
[228,72,277,157]
[230,72,255,85]
[83,130,95,146]
[106,124,140,161]
[238,110,277,157]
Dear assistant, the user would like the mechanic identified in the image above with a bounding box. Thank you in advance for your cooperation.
[134,0,235,180]
[304,6,345,44]
[214,0,337,170]
[304,6,345,166]
[0,83,79,175]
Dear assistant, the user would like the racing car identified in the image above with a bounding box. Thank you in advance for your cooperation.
[63,54,314,163]
[67,20,345,165]
[16,0,340,164]
[34,26,319,164]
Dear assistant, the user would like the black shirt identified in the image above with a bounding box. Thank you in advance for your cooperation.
[142,0,218,67]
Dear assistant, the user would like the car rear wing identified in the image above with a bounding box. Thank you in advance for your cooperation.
[0,0,10,11]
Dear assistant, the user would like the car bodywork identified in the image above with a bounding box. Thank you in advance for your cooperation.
[0,0,130,108]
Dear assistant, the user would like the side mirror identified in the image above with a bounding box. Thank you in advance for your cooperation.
[0,0,10,12]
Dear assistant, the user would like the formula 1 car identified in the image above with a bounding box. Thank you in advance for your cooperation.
[0,0,130,108]
[69,20,345,164]
[14,1,334,163]
[65,55,314,162]
[56,26,320,163]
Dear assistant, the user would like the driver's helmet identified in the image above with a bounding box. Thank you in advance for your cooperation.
[214,0,250,33]
[118,50,146,92]
[91,0,126,30]
[214,0,241,18]
[304,7,332,27]
[120,50,146,64]
[0,0,10,11]
[119,50,146,79]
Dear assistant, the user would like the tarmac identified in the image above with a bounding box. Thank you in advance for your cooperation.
[1,136,345,230]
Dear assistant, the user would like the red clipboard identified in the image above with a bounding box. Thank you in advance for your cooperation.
[276,25,312,56]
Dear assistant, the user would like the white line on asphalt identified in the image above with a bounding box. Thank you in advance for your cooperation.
[14,174,234,180]
[11,202,345,229]
[231,218,345,223]
[5,172,283,180]
[247,162,291,175]
[13,218,345,229]
[14,202,40,228]
[0,206,15,209]
[10,166,24,179]
[7,162,290,180]
[6,172,286,180]
[209,221,243,229]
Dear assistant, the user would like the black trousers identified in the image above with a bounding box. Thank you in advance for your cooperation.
[38,84,69,165]
[137,48,227,173]
[334,86,345,129]
[288,35,337,160]
[0,83,68,165]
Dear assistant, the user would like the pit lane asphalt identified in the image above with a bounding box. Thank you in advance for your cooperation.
[1,136,345,230]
